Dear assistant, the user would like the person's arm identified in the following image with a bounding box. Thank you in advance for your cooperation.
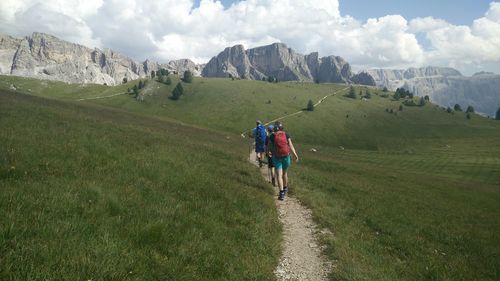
[288,138,299,162]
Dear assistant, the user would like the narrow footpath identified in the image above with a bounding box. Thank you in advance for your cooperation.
[249,151,332,280]
[244,87,349,280]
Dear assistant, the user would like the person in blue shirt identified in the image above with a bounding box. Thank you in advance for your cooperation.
[251,120,267,167]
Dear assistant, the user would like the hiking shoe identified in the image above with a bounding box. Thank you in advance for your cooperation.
[271,177,276,187]
[278,191,285,201]
[258,159,263,167]
[283,186,288,193]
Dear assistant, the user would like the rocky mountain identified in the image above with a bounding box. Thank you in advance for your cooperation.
[367,67,500,117]
[0,32,202,85]
[202,43,375,85]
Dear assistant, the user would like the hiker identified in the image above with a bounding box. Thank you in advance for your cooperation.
[268,122,299,200]
[251,120,267,167]
[265,124,276,186]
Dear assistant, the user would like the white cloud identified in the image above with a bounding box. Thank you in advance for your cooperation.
[409,17,451,33]
[0,0,499,74]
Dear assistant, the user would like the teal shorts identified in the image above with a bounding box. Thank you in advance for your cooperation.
[273,155,291,170]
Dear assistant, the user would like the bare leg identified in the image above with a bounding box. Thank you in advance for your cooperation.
[276,168,284,191]
[283,169,288,188]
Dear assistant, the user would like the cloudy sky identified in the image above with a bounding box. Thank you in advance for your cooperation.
[1,0,499,75]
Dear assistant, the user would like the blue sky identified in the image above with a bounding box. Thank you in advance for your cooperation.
[195,0,491,25]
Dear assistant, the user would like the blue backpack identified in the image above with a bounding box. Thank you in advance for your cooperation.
[255,125,267,144]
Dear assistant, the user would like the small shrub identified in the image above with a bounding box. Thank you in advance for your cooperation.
[454,104,462,111]
[307,100,314,111]
[466,105,475,113]
[122,77,128,84]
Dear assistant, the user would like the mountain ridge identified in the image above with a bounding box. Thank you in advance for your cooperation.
[202,42,375,85]
[367,67,500,116]
[0,32,202,85]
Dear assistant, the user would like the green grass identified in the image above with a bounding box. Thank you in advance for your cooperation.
[0,90,281,280]
[1,75,499,280]
[290,148,499,280]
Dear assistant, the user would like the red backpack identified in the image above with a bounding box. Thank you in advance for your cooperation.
[274,131,290,157]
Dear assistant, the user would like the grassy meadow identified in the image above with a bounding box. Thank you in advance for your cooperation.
[0,89,281,280]
[1,74,499,280]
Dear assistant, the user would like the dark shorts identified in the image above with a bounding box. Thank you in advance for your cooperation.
[267,154,274,168]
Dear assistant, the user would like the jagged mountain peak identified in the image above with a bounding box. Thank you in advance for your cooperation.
[202,43,375,85]
[0,32,203,85]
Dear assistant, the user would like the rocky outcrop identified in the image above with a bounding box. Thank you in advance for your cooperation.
[166,59,204,76]
[367,67,500,116]
[202,43,374,85]
[350,71,376,86]
[0,32,202,85]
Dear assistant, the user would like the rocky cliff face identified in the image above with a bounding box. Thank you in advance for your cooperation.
[202,43,375,85]
[0,32,202,85]
[367,67,500,116]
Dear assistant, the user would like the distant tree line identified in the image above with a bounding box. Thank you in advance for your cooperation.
[444,104,479,120]
[393,88,413,100]
[262,76,278,83]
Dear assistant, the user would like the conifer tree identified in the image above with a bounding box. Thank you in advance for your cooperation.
[183,70,193,83]
[307,100,314,111]
[170,82,184,100]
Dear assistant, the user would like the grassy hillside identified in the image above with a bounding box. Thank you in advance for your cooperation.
[1,75,499,280]
[0,90,281,280]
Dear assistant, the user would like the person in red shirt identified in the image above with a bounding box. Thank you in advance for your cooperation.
[267,122,299,200]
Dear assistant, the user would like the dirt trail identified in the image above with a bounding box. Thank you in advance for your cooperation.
[249,151,332,281]
[244,87,349,280]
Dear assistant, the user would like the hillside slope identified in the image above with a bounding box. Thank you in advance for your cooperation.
[1,75,499,280]
[0,89,280,280]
